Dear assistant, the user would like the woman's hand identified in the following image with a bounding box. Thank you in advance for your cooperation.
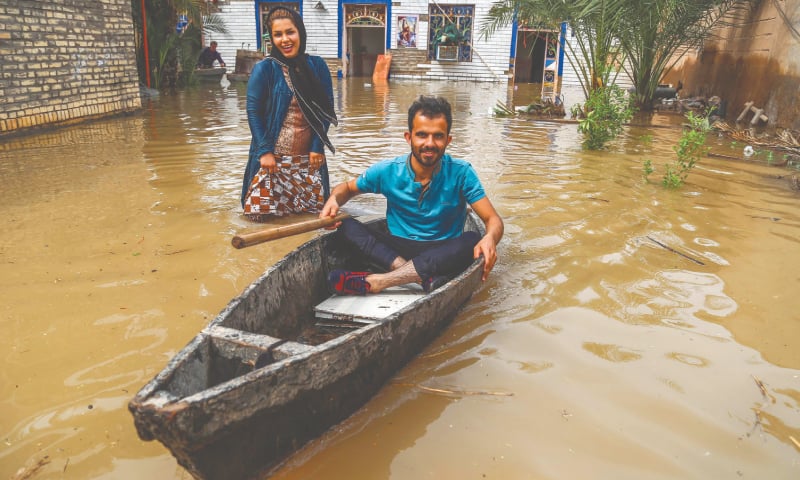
[259,153,277,174]
[309,152,326,172]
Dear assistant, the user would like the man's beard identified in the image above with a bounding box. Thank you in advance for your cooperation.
[412,146,443,167]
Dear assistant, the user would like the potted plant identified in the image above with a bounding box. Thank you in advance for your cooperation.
[431,20,464,61]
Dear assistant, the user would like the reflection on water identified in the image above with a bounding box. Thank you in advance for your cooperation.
[1,79,798,479]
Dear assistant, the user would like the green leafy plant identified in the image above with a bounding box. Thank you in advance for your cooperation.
[131,0,227,90]
[616,0,752,111]
[483,0,627,99]
[574,84,636,150]
[431,18,470,63]
[662,164,683,188]
[429,11,472,61]
[482,0,754,109]
[432,22,466,47]
[661,110,711,188]
[643,158,654,176]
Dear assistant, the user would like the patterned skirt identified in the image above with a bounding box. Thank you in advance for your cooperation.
[243,155,324,220]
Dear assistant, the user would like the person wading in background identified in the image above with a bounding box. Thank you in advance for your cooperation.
[241,7,337,219]
[197,41,225,68]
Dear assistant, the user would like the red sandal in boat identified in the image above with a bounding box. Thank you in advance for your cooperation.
[327,270,371,295]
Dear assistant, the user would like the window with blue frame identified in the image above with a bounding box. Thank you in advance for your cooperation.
[428,5,473,62]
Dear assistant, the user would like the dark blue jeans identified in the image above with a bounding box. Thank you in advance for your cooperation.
[337,217,480,280]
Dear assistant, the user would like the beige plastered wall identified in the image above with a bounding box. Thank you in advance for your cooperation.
[664,0,800,130]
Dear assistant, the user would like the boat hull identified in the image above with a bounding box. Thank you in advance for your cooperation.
[129,214,485,479]
[195,67,226,82]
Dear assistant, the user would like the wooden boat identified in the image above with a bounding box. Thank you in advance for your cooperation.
[195,66,226,83]
[128,213,486,479]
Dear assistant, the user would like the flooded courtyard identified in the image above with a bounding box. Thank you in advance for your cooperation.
[1,78,799,479]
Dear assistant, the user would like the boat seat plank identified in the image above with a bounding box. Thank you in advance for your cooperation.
[204,325,314,362]
[314,283,425,323]
[204,325,282,349]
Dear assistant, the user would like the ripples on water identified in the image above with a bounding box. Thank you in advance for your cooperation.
[1,79,798,479]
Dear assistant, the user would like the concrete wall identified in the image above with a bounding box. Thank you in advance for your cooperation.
[665,0,800,129]
[0,0,142,137]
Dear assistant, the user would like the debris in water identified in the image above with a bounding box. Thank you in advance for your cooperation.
[752,375,768,398]
[645,236,705,266]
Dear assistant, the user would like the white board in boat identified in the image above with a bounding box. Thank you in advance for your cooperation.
[314,284,425,323]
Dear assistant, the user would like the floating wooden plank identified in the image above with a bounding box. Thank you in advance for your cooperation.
[735,100,768,125]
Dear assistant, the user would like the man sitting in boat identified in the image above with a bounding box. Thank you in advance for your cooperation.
[320,95,504,295]
[197,41,226,68]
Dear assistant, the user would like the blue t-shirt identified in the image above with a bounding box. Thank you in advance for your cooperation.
[356,153,486,240]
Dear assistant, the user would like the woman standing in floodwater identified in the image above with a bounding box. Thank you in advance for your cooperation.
[241,6,337,219]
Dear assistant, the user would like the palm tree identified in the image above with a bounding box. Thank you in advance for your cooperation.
[482,0,753,109]
[615,0,753,110]
[482,0,629,99]
[483,0,637,150]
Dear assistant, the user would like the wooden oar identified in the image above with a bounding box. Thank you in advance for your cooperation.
[231,213,350,249]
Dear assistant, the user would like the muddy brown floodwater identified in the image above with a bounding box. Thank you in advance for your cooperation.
[1,79,798,480]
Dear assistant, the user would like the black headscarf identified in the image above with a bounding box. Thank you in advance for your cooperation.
[266,6,338,153]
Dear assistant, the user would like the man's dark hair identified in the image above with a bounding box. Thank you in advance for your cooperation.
[210,41,218,47]
[408,95,452,134]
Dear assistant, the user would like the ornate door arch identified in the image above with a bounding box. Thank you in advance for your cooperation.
[342,4,386,77]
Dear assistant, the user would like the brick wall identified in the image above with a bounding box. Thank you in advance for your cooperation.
[0,0,141,137]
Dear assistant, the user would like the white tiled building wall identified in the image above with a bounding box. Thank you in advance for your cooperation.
[392,0,514,82]
[303,2,339,58]
[209,1,339,68]
[206,1,258,70]
[208,2,640,86]
[211,0,516,83]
